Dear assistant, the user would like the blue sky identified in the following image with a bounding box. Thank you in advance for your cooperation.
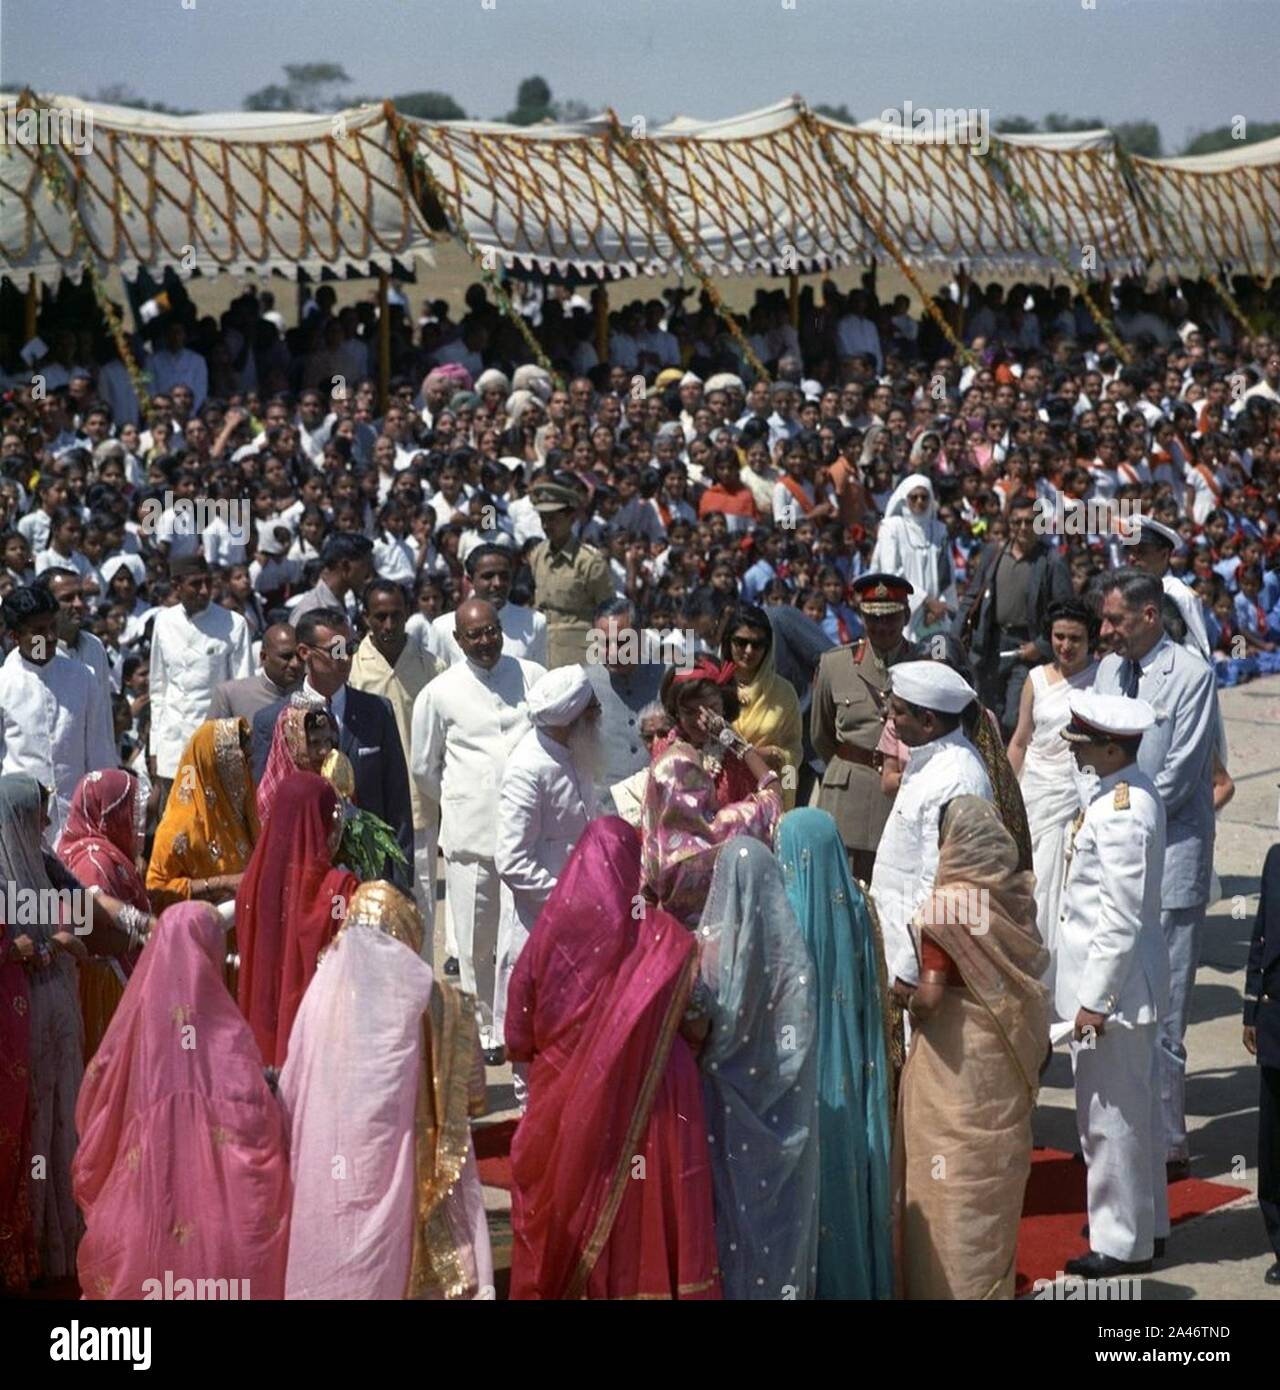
[3,0,1272,152]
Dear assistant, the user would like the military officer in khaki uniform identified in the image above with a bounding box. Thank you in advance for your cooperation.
[811,573,917,882]
[529,479,615,670]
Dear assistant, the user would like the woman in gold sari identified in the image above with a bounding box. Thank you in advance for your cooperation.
[146,718,259,912]
[279,880,493,1299]
[895,796,1049,1299]
[719,603,803,809]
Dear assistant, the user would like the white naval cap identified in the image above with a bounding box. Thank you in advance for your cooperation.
[1061,690,1156,743]
[526,664,596,728]
[889,660,977,714]
[1134,516,1183,552]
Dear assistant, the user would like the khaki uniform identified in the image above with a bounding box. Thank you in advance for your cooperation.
[810,638,914,865]
[530,538,615,669]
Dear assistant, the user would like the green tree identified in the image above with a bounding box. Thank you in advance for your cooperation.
[391,90,467,121]
[94,83,193,116]
[244,63,352,114]
[996,112,1161,157]
[995,115,1038,135]
[1182,119,1280,156]
[813,102,855,125]
[506,75,554,126]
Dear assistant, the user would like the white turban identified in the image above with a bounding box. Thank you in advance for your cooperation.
[527,664,594,728]
[512,364,553,402]
[889,660,976,714]
[475,368,511,396]
[506,389,538,427]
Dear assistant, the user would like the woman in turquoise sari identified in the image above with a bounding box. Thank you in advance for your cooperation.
[777,808,894,1299]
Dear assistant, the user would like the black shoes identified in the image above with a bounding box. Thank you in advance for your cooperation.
[1265,1261,1280,1286]
[443,956,460,978]
[1166,1158,1191,1183]
[1064,1251,1153,1278]
[483,1046,506,1067]
[1079,1224,1164,1258]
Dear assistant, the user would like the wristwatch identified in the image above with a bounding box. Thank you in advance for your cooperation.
[716,724,750,756]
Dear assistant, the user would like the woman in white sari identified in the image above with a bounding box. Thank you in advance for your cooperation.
[1007,598,1098,990]
[869,473,955,641]
[697,836,820,1300]
[280,880,493,1300]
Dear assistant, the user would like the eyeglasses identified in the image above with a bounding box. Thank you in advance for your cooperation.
[731,635,767,651]
[461,625,502,642]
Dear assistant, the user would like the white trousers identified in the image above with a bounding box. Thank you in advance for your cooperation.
[494,906,537,1055]
[444,854,510,1050]
[412,813,439,958]
[1072,1021,1169,1262]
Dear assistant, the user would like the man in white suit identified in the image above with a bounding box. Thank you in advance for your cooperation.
[1092,568,1216,1179]
[1058,690,1170,1277]
[410,597,544,1059]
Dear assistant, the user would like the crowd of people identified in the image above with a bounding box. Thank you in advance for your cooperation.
[0,261,1278,1300]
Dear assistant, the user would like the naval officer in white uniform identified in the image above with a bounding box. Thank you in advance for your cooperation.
[1058,690,1171,1277]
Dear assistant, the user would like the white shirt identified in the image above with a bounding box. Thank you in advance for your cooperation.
[0,648,116,846]
[301,678,346,734]
[427,602,547,668]
[149,603,254,777]
[870,727,994,986]
[409,654,545,859]
[35,548,96,582]
[495,726,596,934]
[372,533,417,586]
[60,629,115,735]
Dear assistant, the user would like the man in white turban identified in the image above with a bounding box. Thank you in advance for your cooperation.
[493,665,601,1082]
[869,660,995,997]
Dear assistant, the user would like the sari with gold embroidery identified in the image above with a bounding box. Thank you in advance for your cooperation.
[731,646,804,811]
[145,719,259,911]
[279,881,493,1299]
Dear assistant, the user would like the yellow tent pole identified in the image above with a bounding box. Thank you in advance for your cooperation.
[378,271,391,414]
[594,283,610,364]
[788,272,799,329]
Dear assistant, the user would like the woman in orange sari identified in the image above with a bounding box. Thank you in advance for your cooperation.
[146,718,259,912]
[506,817,720,1300]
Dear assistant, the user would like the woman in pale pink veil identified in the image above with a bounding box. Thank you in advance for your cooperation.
[280,881,493,1300]
[73,900,291,1300]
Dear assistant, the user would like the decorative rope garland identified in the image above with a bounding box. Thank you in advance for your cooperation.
[1115,142,1260,339]
[19,90,152,412]
[975,142,1132,365]
[388,104,558,384]
[803,107,977,369]
[606,109,771,382]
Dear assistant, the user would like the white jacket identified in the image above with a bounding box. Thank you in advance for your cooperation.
[1053,765,1169,1027]
[148,603,253,778]
[409,654,544,859]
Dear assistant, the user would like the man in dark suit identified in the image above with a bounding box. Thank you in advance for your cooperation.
[951,493,1071,736]
[1245,842,1280,1285]
[251,605,413,888]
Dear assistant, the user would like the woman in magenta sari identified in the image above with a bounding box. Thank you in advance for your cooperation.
[506,816,720,1300]
[640,657,783,924]
[0,916,38,1294]
[60,769,150,1060]
[73,901,291,1299]
[235,771,360,1069]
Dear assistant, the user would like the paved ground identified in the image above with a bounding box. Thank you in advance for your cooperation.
[461,674,1280,1299]
[1034,673,1280,1300]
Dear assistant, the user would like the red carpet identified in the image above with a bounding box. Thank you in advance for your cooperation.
[1014,1147,1246,1293]
[475,1126,1248,1289]
[475,1117,518,1191]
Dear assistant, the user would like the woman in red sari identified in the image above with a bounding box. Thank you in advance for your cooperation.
[60,770,150,1060]
[235,772,359,1069]
[506,816,720,1300]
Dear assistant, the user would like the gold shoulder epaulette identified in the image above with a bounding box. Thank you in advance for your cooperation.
[1114,782,1131,810]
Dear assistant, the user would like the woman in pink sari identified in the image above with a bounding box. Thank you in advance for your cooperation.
[0,916,38,1294]
[507,816,720,1300]
[73,900,291,1299]
[60,769,150,1060]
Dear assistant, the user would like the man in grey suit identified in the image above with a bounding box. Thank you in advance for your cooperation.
[1093,569,1217,1179]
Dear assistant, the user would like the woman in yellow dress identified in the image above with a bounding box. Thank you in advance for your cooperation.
[719,603,803,809]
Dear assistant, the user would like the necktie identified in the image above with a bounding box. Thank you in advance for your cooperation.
[1122,659,1141,698]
